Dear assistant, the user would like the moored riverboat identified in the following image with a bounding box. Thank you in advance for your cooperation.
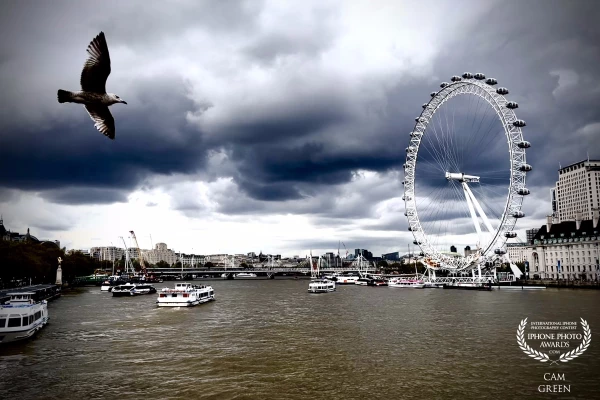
[234,272,258,278]
[335,273,360,284]
[367,277,388,286]
[355,276,372,286]
[0,292,49,344]
[100,276,130,292]
[156,282,215,307]
[443,283,492,291]
[388,278,424,288]
[112,283,157,297]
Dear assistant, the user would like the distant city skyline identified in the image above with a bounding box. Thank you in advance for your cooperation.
[1,1,599,257]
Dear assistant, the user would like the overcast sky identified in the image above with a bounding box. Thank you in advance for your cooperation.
[0,0,598,257]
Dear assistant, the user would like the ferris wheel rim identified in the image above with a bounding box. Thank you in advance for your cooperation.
[403,75,529,271]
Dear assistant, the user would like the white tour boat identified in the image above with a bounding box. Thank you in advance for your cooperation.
[157,282,215,307]
[235,272,258,278]
[100,276,129,292]
[307,254,336,293]
[112,283,157,297]
[0,292,49,344]
[423,281,444,288]
[308,279,336,293]
[388,278,425,288]
[335,273,360,284]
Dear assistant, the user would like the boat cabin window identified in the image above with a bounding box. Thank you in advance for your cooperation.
[29,315,34,324]
[35,311,41,320]
[171,294,177,297]
[8,317,21,327]
[0,318,5,328]
[22,316,29,326]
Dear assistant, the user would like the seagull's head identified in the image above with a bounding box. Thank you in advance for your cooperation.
[109,93,127,105]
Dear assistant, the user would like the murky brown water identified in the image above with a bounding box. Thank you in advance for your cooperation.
[1,280,599,399]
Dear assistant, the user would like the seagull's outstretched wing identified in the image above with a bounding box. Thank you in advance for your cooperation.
[85,105,115,139]
[80,32,111,93]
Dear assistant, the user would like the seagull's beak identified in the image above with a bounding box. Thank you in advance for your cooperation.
[121,100,127,105]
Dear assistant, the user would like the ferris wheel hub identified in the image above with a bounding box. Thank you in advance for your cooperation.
[445,172,480,183]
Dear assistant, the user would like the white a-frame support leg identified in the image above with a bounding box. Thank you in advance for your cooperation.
[463,183,482,242]
[462,182,496,247]
[463,183,495,235]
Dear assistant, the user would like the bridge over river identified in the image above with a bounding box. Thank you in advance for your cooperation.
[72,267,378,285]
[145,266,376,279]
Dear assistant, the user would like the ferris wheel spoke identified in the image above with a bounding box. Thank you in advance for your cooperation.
[436,106,458,173]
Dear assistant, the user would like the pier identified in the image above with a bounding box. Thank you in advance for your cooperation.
[0,284,61,304]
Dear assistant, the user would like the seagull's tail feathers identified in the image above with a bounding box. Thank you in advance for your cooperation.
[57,89,73,103]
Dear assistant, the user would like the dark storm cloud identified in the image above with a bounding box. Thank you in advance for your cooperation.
[231,145,393,201]
[0,0,260,54]
[212,173,402,223]
[210,97,350,146]
[31,220,73,232]
[0,75,207,203]
[0,189,20,203]
[242,6,337,64]
[418,0,600,190]
[42,187,129,205]
[1,0,599,226]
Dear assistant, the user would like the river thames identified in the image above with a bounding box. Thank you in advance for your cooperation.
[1,280,599,399]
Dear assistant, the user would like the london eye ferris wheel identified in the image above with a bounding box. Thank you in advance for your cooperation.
[403,72,531,271]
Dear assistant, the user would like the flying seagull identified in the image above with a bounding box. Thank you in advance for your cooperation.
[57,32,126,139]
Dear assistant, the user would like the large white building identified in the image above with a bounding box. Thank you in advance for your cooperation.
[552,159,600,223]
[531,215,599,280]
[89,246,145,262]
[508,214,600,281]
[144,243,178,265]
[89,246,124,262]
[507,243,529,264]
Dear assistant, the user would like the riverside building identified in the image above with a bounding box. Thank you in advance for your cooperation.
[144,243,177,265]
[552,159,600,223]
[507,213,600,281]
[505,158,600,281]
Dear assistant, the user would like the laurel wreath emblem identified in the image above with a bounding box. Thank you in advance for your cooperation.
[516,317,592,364]
[559,318,591,363]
